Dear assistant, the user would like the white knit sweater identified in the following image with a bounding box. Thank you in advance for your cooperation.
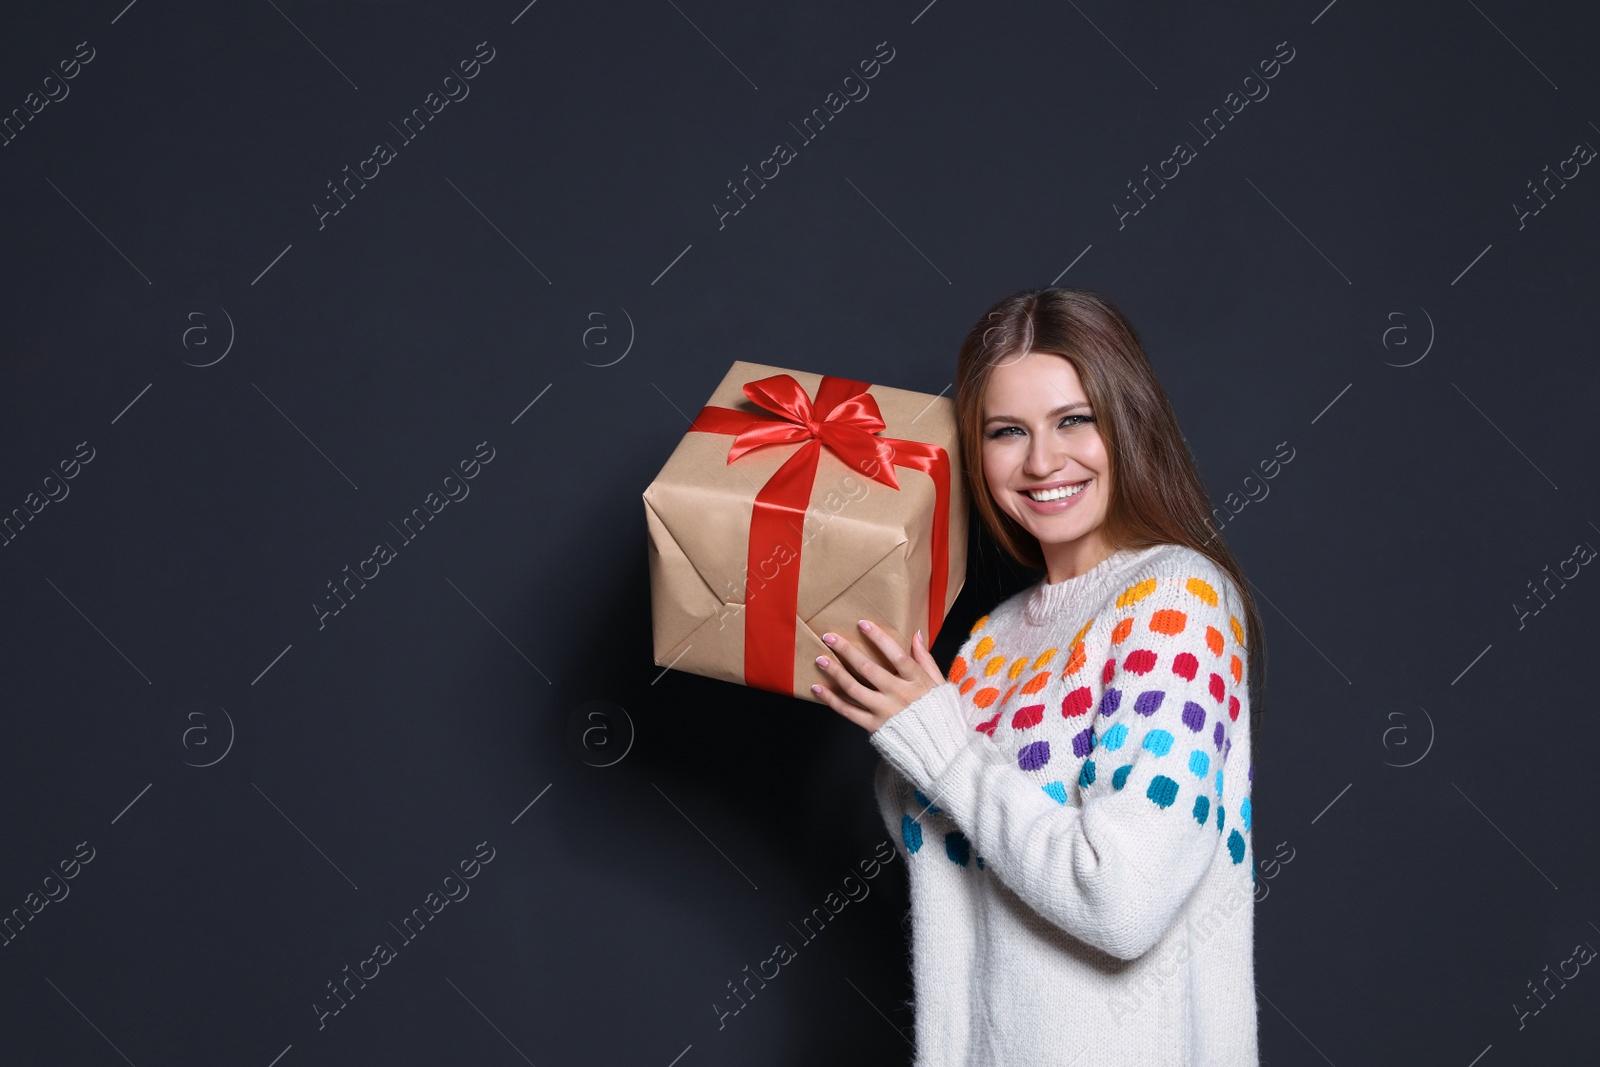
[870,542,1259,1066]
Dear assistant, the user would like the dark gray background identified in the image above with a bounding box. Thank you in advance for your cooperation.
[2,0,1597,1064]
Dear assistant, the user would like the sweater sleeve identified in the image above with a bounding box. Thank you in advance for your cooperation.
[868,570,1248,961]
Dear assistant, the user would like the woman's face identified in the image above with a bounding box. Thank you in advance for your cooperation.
[980,351,1112,566]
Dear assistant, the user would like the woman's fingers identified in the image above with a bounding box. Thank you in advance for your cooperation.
[811,675,875,728]
[849,620,921,682]
[815,639,891,714]
[912,629,945,684]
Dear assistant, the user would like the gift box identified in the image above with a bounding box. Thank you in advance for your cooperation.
[643,360,968,704]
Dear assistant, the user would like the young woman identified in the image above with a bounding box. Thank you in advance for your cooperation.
[811,287,1266,1065]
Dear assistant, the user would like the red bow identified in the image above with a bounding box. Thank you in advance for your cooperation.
[690,373,952,696]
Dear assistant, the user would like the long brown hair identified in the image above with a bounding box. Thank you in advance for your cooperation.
[953,287,1268,761]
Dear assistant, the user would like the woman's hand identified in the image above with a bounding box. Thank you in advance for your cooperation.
[811,620,946,734]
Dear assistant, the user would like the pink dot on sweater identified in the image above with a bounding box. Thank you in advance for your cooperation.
[1123,648,1157,676]
[1012,703,1045,729]
[1061,686,1093,719]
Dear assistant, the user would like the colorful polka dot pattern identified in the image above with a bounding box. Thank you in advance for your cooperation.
[923,565,1254,874]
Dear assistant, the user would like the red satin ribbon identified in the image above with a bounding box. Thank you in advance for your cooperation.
[689,373,952,696]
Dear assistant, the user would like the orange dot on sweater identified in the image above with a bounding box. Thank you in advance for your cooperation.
[1230,653,1243,684]
[973,687,1001,708]
[1062,642,1087,677]
[1116,577,1157,608]
[970,614,990,636]
[1149,609,1187,636]
[1185,576,1219,607]
[984,655,1007,677]
[1021,670,1051,695]
[1206,626,1224,657]
[974,635,995,660]
[1000,684,1017,706]
[959,677,977,695]
[948,655,968,683]
[1111,617,1134,644]
[1032,648,1057,668]
[1008,656,1029,681]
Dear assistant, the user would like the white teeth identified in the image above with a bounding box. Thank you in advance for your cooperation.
[1025,482,1086,502]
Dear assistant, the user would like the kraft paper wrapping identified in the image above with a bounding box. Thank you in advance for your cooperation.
[643,360,968,704]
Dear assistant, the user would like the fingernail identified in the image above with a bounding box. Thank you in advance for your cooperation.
[822,633,836,645]
[811,684,822,694]
[915,629,923,645]
[859,619,872,631]
[816,656,830,668]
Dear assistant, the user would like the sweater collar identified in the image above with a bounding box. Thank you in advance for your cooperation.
[1022,543,1173,626]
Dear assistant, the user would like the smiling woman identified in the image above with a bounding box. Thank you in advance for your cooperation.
[812,287,1270,1066]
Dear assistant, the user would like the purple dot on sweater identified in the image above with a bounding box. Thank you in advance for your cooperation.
[1071,727,1095,759]
[1181,700,1206,733]
[1018,740,1051,771]
[1248,760,1254,782]
[1212,721,1224,750]
[1133,690,1165,717]
[1224,737,1232,761]
[1098,688,1122,716]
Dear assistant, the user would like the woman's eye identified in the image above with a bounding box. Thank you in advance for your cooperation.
[984,415,1094,440]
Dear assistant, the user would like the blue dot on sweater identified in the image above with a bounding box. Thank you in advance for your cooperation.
[1188,750,1210,778]
[1100,723,1129,751]
[901,815,923,854]
[946,830,971,867]
[1215,768,1224,797]
[1240,797,1252,831]
[1146,774,1179,809]
[913,787,942,815]
[1216,804,1225,832]
[1042,780,1068,805]
[1143,729,1174,757]
[1112,764,1133,790]
[1079,759,1096,788]
[1227,829,1246,864]
[1192,794,1210,826]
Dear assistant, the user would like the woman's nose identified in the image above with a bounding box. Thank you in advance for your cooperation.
[1025,437,1064,476]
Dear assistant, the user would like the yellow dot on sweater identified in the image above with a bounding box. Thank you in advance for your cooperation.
[1111,617,1134,644]
[948,655,968,683]
[974,635,994,659]
[1008,656,1029,681]
[1230,653,1243,684]
[1206,625,1224,656]
[1032,648,1057,668]
[1230,615,1245,648]
[984,655,1007,677]
[973,687,1001,708]
[970,615,990,636]
[1116,577,1157,608]
[1185,576,1219,607]
[1021,670,1051,695]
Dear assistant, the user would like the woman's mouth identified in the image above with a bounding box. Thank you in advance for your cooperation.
[1018,479,1089,513]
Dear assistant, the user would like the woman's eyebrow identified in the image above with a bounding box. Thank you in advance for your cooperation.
[983,401,1092,424]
